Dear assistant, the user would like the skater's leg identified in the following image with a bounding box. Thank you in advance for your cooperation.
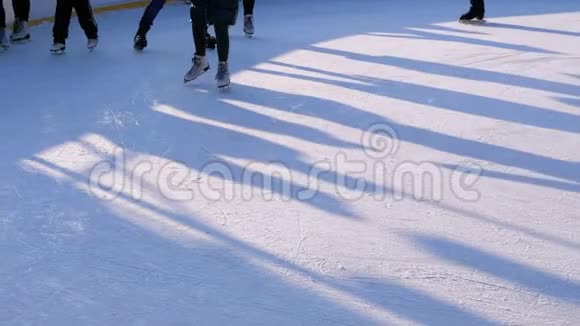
[473,0,485,19]
[184,0,210,82]
[0,2,6,28]
[12,0,30,21]
[0,2,7,50]
[214,23,230,87]
[53,0,73,44]
[10,0,31,42]
[137,0,167,34]
[190,0,208,57]
[214,23,229,62]
[243,0,254,16]
[243,0,255,35]
[460,0,485,21]
[73,0,98,40]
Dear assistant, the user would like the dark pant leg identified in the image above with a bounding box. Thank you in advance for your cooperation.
[12,0,30,21]
[73,0,98,39]
[138,0,167,34]
[243,0,254,16]
[0,2,6,28]
[53,0,74,43]
[190,0,208,57]
[214,23,228,62]
[470,0,485,15]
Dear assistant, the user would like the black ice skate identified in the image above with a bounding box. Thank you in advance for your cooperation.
[134,33,148,51]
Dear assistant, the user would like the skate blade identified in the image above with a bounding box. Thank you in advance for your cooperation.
[459,19,487,25]
[244,33,254,38]
[50,49,66,55]
[217,82,231,89]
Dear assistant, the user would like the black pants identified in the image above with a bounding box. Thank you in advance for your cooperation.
[243,0,254,16]
[13,0,30,21]
[469,0,485,15]
[53,0,98,43]
[1,0,30,28]
[137,0,166,34]
[190,0,229,62]
[0,2,5,28]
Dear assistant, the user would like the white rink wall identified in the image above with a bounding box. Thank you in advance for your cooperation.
[2,0,137,25]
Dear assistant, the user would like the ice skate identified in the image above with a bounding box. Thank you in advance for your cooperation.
[244,14,255,36]
[0,28,9,52]
[10,20,31,43]
[184,55,210,83]
[50,42,66,55]
[459,6,485,24]
[87,38,98,51]
[215,61,231,88]
[133,33,148,51]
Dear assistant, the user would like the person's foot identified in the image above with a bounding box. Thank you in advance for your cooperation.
[10,20,31,43]
[134,32,148,51]
[244,14,255,36]
[184,55,210,83]
[215,61,230,88]
[50,42,66,55]
[88,38,98,51]
[459,7,485,21]
[0,28,10,52]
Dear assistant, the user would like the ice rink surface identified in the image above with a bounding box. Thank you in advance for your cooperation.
[1,0,579,324]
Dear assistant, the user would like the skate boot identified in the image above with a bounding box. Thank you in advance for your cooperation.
[134,32,148,51]
[184,55,210,83]
[206,33,216,49]
[459,3,485,23]
[87,38,98,51]
[215,61,230,88]
[10,20,31,43]
[50,42,66,54]
[244,15,255,36]
[0,28,9,52]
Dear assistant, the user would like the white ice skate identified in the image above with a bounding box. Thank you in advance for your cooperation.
[215,61,231,88]
[87,38,98,51]
[10,20,31,43]
[50,42,66,55]
[184,55,210,83]
[244,15,255,36]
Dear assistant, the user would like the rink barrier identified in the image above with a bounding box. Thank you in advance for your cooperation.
[24,0,183,27]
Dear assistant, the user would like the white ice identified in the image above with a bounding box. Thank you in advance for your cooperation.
[1,0,579,324]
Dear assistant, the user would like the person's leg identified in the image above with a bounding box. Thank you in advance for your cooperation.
[53,0,73,44]
[10,0,31,41]
[184,0,210,82]
[243,0,254,16]
[73,0,98,40]
[214,22,230,87]
[243,0,254,35]
[190,0,208,57]
[137,0,167,35]
[460,0,485,21]
[0,2,6,28]
[12,0,30,21]
[214,23,228,62]
[0,2,8,50]
[473,0,485,19]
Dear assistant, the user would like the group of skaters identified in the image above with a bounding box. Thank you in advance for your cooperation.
[2,0,486,88]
